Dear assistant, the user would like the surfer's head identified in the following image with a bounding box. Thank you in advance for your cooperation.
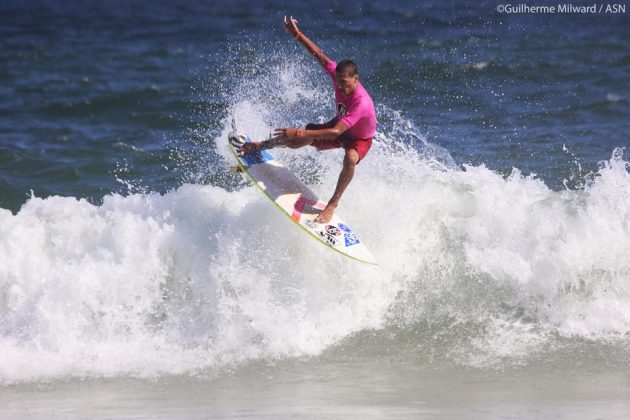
[335,60,359,96]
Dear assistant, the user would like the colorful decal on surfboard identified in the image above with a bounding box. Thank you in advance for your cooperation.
[242,150,273,166]
[343,232,360,247]
[325,225,342,236]
[337,223,352,233]
[318,230,339,246]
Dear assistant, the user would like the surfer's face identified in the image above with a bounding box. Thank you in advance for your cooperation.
[336,70,359,96]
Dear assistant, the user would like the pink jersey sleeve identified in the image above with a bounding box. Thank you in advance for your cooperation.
[324,59,336,80]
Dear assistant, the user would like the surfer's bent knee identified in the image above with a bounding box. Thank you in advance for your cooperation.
[344,148,360,166]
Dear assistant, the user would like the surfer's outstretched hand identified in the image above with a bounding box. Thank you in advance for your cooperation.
[283,16,300,36]
[274,128,300,140]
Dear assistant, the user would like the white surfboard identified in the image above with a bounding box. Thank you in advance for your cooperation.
[227,123,377,265]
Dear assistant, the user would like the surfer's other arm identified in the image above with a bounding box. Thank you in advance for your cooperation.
[284,16,331,67]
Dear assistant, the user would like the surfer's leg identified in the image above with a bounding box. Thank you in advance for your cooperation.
[315,148,360,224]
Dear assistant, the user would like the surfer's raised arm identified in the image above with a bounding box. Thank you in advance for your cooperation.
[284,16,331,67]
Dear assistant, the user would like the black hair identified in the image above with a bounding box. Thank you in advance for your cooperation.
[336,60,358,76]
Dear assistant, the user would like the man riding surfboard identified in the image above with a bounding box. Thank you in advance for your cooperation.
[234,16,377,224]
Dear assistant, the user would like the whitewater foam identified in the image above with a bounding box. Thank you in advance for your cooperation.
[2,47,629,383]
[2,138,628,383]
[0,181,397,383]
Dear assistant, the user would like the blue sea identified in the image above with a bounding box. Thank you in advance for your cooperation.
[1,1,630,418]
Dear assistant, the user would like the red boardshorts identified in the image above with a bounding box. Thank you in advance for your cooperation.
[311,137,372,163]
[305,122,373,163]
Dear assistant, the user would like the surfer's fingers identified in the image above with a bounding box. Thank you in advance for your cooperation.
[283,16,298,36]
[273,130,288,140]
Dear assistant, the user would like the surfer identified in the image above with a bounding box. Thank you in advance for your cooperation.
[236,16,376,224]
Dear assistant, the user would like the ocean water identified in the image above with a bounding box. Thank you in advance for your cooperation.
[1,0,630,418]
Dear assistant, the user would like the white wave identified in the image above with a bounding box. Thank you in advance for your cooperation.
[0,181,399,384]
[1,139,628,382]
[2,49,629,383]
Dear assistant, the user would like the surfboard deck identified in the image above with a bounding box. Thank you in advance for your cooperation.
[227,125,377,265]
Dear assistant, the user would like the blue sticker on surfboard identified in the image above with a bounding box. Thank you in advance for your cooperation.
[243,150,273,166]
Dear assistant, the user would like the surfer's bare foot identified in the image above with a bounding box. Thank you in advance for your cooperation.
[314,203,337,224]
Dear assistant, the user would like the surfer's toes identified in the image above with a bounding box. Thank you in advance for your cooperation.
[315,205,336,224]
[315,215,331,224]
